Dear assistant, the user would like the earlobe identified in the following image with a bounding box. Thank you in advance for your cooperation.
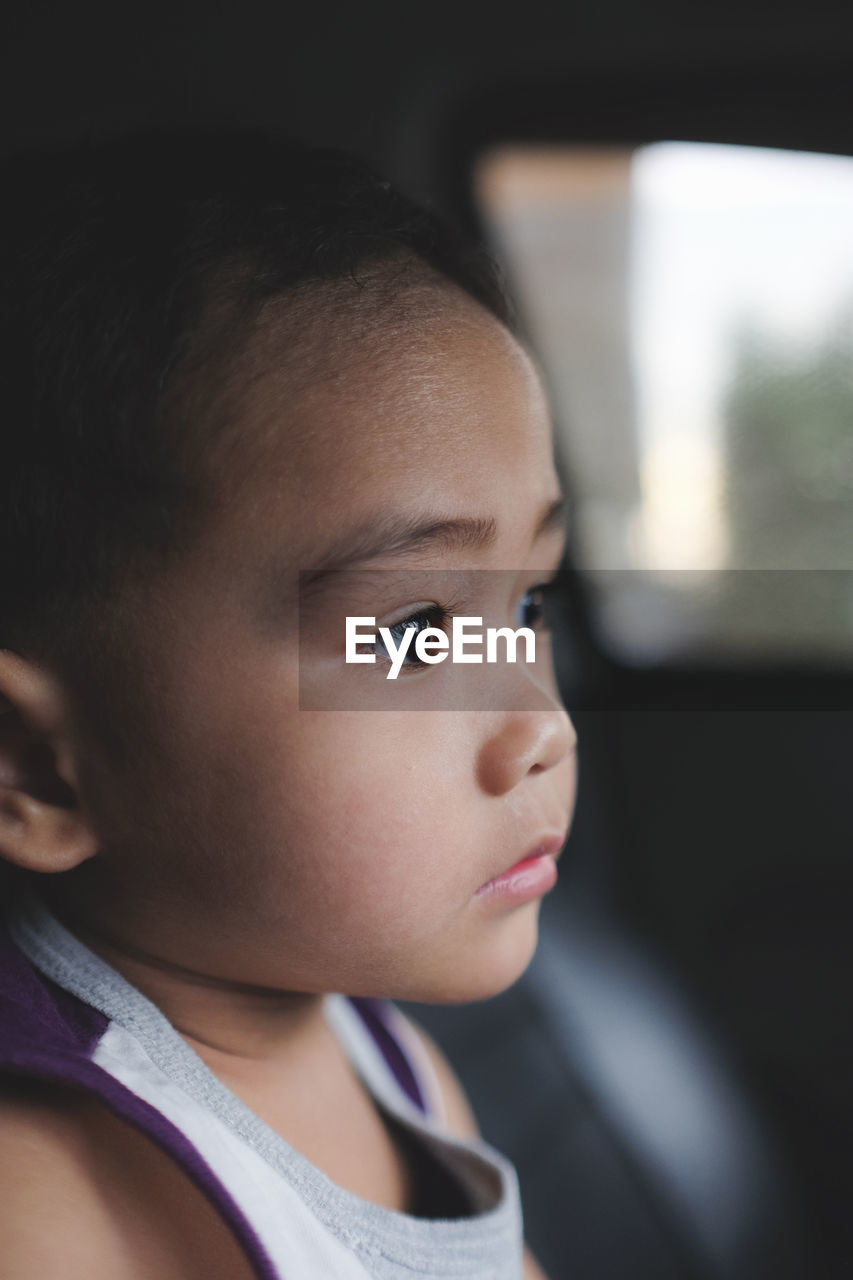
[0,789,98,872]
[0,649,99,874]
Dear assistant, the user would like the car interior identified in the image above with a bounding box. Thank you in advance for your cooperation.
[4,2,853,1276]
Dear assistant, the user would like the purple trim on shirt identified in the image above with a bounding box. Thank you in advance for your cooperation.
[347,995,427,1115]
[0,932,278,1280]
[0,932,109,1051]
[0,927,433,1277]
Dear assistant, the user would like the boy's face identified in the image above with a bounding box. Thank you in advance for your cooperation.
[65,282,578,1003]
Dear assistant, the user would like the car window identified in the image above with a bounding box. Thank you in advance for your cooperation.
[476,142,853,666]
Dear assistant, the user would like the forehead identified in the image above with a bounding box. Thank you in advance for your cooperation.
[208,279,558,561]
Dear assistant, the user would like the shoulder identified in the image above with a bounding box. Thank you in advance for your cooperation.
[0,1077,139,1279]
[0,1077,255,1280]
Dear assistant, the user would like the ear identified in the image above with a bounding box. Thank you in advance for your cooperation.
[0,649,99,873]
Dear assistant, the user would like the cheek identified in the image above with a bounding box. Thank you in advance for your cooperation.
[247,712,477,926]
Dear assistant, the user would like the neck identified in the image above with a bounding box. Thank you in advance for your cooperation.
[37,885,330,1069]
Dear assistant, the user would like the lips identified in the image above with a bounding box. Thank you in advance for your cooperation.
[519,834,567,865]
[475,832,567,898]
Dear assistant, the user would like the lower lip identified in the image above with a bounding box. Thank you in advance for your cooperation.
[475,853,558,904]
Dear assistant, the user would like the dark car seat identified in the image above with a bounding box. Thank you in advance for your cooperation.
[401,885,816,1280]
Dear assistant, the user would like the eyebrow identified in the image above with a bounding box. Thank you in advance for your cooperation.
[299,495,567,592]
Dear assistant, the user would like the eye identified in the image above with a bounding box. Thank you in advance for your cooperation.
[369,606,450,670]
[516,580,560,631]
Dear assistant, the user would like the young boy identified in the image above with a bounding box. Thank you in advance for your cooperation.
[0,130,577,1278]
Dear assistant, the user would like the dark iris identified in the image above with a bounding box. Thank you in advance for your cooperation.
[376,607,448,666]
[516,581,559,630]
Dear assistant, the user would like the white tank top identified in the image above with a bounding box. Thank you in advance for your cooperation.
[4,893,524,1279]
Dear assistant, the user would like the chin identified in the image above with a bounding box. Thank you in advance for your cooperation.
[413,906,543,1006]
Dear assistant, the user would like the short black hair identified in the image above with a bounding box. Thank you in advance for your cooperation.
[0,127,511,676]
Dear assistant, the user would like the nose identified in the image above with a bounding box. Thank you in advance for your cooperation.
[476,698,577,797]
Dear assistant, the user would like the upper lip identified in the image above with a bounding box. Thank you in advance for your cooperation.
[481,831,569,888]
[519,832,568,865]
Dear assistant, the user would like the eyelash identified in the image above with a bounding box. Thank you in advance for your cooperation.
[369,579,561,674]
